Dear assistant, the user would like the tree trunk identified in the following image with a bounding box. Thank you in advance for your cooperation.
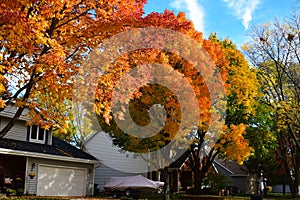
[290,181,298,198]
[278,130,300,199]
[291,144,300,198]
[160,167,170,199]
[194,170,201,193]
[192,158,212,194]
[0,75,35,138]
[291,149,300,198]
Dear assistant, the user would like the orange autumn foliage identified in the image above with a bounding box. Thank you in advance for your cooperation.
[0,0,147,135]
[93,12,256,164]
[0,0,257,165]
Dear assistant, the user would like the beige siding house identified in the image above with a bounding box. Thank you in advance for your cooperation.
[0,105,99,197]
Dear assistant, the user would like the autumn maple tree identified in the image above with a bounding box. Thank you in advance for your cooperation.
[0,0,146,137]
[1,0,260,194]
[93,12,258,193]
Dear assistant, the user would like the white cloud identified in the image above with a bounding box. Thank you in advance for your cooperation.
[170,0,205,33]
[223,0,260,30]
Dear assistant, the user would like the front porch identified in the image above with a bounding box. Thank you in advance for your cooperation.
[0,154,26,195]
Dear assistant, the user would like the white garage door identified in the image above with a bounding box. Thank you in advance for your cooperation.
[37,165,86,196]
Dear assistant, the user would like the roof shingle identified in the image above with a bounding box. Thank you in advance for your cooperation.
[0,137,97,160]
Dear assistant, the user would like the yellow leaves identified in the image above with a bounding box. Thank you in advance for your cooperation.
[93,21,235,155]
[59,127,67,135]
[0,0,258,166]
[0,100,6,109]
[36,67,43,73]
[0,83,5,94]
[218,124,253,164]
[241,44,251,51]
[0,0,150,138]
[218,37,260,119]
[275,100,296,132]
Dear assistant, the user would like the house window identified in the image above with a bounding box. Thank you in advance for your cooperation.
[29,125,46,143]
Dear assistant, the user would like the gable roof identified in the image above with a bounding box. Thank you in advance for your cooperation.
[0,105,29,121]
[0,136,98,164]
[169,149,248,176]
[170,150,189,169]
[214,158,249,176]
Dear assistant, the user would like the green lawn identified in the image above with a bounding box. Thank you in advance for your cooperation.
[226,193,300,200]
[4,193,300,200]
[144,193,300,200]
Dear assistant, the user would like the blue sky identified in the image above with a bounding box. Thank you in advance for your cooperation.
[144,0,297,47]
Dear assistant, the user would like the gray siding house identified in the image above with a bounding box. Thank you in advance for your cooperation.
[213,159,257,194]
[85,131,147,192]
[166,150,257,194]
[0,105,99,196]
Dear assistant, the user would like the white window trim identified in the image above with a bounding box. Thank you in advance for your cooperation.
[29,125,46,144]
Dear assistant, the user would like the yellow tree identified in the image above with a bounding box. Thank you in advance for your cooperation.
[52,100,95,150]
[243,12,300,198]
[187,35,259,192]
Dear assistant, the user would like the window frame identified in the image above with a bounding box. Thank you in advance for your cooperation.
[29,125,46,144]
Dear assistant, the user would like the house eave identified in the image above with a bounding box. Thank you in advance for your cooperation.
[85,131,99,143]
[0,147,100,165]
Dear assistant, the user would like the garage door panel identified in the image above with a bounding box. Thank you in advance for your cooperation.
[37,166,86,196]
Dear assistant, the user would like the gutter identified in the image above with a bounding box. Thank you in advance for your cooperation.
[230,174,248,177]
